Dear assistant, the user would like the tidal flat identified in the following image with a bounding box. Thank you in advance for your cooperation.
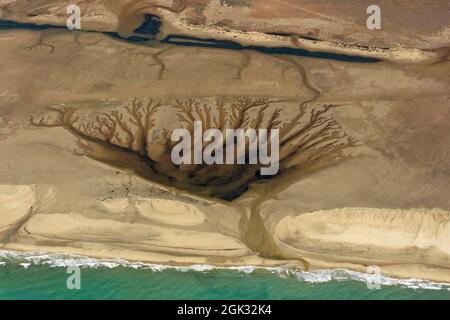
[0,1,449,294]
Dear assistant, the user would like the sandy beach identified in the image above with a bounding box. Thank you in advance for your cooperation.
[0,0,449,284]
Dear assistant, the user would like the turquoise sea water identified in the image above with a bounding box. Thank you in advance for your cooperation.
[0,251,449,300]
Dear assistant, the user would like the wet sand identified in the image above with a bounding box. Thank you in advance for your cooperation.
[0,1,449,283]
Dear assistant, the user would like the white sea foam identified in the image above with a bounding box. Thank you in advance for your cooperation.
[0,249,449,291]
[228,266,258,274]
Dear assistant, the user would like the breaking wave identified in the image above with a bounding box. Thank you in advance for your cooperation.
[0,250,448,291]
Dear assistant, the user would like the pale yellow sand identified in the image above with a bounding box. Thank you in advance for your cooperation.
[22,213,250,257]
[0,3,448,283]
[2,0,447,63]
[1,183,449,282]
[134,198,206,226]
[274,207,450,282]
[0,185,34,233]
[158,10,434,63]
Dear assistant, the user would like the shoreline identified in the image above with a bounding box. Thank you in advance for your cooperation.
[1,185,450,286]
[0,13,444,64]
[2,238,450,285]
[0,1,449,297]
[0,18,381,63]
[156,11,438,64]
[1,249,449,291]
